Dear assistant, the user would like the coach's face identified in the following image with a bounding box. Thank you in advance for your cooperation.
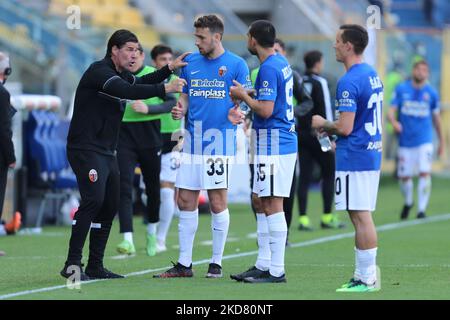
[195,27,219,57]
[129,49,145,73]
[334,30,349,62]
[112,41,140,72]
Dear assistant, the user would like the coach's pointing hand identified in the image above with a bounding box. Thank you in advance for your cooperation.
[165,78,187,93]
[168,52,192,71]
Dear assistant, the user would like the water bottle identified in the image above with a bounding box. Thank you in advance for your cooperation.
[239,102,250,115]
[317,132,332,152]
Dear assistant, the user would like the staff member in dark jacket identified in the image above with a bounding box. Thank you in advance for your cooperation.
[0,52,21,254]
[61,29,188,280]
[296,50,343,231]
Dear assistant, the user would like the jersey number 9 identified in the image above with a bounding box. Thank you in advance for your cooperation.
[285,78,294,121]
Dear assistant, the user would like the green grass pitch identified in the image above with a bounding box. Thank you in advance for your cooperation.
[1,175,450,300]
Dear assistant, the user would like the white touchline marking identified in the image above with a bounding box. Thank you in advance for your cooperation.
[1,213,450,300]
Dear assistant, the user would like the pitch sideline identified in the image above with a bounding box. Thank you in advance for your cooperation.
[1,213,450,300]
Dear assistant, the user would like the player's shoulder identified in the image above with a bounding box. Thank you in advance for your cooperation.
[184,52,202,62]
[260,54,288,73]
[395,79,413,92]
[223,50,244,61]
[222,50,248,69]
[339,63,376,88]
[180,53,203,74]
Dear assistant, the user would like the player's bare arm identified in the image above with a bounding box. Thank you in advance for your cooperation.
[312,112,355,136]
[432,112,444,157]
[230,80,273,119]
[387,107,402,133]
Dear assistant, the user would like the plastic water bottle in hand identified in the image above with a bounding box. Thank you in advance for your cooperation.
[239,102,250,115]
[317,132,332,152]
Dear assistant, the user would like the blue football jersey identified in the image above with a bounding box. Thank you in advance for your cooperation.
[335,63,383,171]
[390,80,439,147]
[180,51,250,155]
[252,54,297,155]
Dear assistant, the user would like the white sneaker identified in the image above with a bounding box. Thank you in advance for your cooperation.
[156,241,167,253]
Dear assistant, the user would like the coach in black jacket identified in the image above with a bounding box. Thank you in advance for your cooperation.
[61,29,188,280]
[0,52,16,230]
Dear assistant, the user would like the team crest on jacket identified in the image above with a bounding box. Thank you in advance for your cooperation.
[218,66,227,77]
[89,169,98,183]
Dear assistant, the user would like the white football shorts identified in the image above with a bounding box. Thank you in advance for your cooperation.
[335,170,380,212]
[397,143,433,178]
[176,153,234,190]
[252,153,297,198]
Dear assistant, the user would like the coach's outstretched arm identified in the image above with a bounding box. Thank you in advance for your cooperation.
[138,52,190,85]
[97,64,187,100]
[311,112,355,137]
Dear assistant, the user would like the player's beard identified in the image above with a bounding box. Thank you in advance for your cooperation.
[412,75,425,85]
[247,46,257,56]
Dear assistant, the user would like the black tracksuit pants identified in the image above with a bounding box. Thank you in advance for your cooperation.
[0,165,8,221]
[297,136,335,215]
[65,149,120,267]
[117,146,161,233]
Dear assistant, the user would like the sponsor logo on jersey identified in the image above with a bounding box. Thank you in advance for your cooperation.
[189,89,227,99]
[401,100,431,117]
[218,66,227,77]
[190,79,225,88]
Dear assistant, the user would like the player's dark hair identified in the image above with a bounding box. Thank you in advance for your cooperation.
[303,50,323,70]
[274,38,286,51]
[194,15,224,38]
[248,20,276,48]
[150,44,173,60]
[413,59,428,69]
[106,29,139,57]
[339,24,368,55]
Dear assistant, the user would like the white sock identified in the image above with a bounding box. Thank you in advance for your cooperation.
[178,209,199,267]
[418,176,431,213]
[356,247,377,285]
[210,209,230,266]
[123,232,133,243]
[157,188,175,244]
[0,224,6,236]
[267,212,288,277]
[255,213,270,271]
[353,247,361,280]
[147,222,157,235]
[400,179,413,206]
